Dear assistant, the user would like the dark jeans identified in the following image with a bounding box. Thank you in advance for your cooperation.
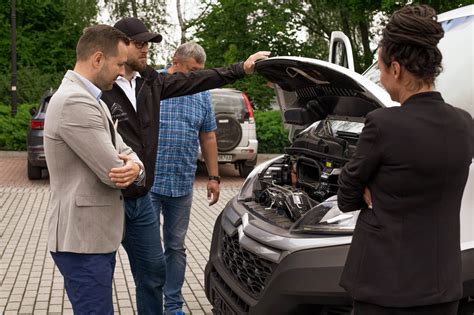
[352,300,459,315]
[123,194,166,315]
[150,192,193,315]
[51,251,116,315]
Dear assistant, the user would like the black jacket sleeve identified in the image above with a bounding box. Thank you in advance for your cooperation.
[140,63,246,101]
[337,111,384,212]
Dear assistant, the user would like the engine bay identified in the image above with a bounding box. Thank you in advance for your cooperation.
[244,116,363,232]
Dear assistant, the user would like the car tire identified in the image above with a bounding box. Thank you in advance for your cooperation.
[238,161,255,178]
[215,113,242,152]
[27,161,42,180]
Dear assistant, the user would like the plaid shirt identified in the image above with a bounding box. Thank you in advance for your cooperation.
[150,73,217,197]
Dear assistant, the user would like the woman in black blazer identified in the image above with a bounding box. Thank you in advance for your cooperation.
[337,5,473,315]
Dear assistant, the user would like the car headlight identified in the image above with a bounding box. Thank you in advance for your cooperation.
[292,196,360,235]
[238,155,285,201]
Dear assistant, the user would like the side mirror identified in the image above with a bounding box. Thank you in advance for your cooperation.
[29,107,37,116]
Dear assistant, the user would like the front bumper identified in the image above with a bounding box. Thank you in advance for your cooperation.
[205,198,351,315]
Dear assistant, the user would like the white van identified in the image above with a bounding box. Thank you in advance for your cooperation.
[204,5,474,314]
[331,4,474,254]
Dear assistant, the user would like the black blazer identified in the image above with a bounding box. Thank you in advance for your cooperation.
[337,92,473,307]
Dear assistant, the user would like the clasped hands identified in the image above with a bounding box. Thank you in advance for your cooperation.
[109,154,141,188]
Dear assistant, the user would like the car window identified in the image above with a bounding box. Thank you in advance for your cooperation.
[210,91,248,121]
[40,98,50,113]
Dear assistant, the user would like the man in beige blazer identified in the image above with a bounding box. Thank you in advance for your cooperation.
[44,25,143,315]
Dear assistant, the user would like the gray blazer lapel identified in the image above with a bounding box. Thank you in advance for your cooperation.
[64,70,117,149]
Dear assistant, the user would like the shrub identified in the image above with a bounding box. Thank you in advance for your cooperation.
[0,106,293,153]
[0,67,62,105]
[0,103,36,151]
[254,110,290,154]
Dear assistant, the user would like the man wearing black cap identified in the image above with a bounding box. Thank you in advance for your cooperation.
[101,17,269,315]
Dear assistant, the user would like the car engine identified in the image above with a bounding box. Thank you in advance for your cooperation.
[247,117,361,227]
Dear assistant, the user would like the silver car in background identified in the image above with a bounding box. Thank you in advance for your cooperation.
[198,88,258,177]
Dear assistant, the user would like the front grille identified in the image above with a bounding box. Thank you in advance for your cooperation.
[221,232,276,297]
[210,271,250,314]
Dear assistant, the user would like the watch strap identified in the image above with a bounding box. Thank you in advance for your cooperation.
[208,176,221,184]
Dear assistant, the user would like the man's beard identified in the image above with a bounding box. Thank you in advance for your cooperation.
[127,57,147,72]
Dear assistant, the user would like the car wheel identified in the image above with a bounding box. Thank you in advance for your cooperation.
[238,161,255,178]
[215,113,242,152]
[27,161,42,180]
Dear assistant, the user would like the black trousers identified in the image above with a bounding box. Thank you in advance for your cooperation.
[352,300,459,315]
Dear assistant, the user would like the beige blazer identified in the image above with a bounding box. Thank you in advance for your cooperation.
[44,70,141,254]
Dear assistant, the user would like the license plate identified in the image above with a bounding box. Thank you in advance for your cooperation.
[218,154,233,162]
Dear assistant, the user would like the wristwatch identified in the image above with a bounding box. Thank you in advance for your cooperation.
[134,165,145,186]
[208,176,221,184]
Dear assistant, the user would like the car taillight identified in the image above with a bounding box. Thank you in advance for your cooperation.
[31,119,44,130]
[241,92,254,123]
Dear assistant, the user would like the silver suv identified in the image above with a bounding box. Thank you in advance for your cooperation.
[198,88,258,177]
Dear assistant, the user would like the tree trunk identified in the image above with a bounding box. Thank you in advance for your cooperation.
[359,20,372,70]
[176,0,186,44]
[131,0,137,18]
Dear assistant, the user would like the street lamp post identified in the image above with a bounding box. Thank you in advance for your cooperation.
[11,0,17,117]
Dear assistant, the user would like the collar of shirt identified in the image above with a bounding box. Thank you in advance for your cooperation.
[115,72,142,111]
[73,71,102,102]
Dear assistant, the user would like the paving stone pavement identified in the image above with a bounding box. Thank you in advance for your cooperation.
[0,153,265,314]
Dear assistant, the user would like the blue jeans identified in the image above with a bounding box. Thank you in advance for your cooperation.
[123,194,166,315]
[150,192,193,315]
[51,251,116,315]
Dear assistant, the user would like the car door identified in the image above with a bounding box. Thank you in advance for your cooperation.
[328,31,355,71]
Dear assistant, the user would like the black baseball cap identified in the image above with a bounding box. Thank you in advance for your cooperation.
[114,17,162,43]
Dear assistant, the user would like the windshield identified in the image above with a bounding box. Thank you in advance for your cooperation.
[301,119,365,137]
[363,61,381,87]
[329,119,365,134]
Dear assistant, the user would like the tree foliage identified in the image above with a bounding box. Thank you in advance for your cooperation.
[188,0,323,110]
[0,0,98,103]
[103,0,173,65]
[294,0,473,72]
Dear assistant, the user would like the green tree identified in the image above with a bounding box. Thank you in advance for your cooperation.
[103,0,173,65]
[189,0,322,110]
[294,0,473,72]
[0,0,98,104]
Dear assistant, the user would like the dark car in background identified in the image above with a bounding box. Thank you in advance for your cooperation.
[197,88,258,177]
[27,89,53,179]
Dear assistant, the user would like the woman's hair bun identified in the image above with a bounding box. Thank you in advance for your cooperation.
[383,5,444,49]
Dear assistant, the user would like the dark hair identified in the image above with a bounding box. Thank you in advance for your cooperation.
[76,25,130,61]
[380,5,444,85]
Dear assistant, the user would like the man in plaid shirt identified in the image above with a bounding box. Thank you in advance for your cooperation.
[150,42,219,315]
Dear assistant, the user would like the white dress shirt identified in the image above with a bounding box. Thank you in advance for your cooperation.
[115,72,141,111]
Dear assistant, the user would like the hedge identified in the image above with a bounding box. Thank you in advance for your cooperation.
[0,105,291,154]
[254,110,290,154]
[0,104,36,151]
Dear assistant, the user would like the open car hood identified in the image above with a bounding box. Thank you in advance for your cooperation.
[255,57,396,128]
